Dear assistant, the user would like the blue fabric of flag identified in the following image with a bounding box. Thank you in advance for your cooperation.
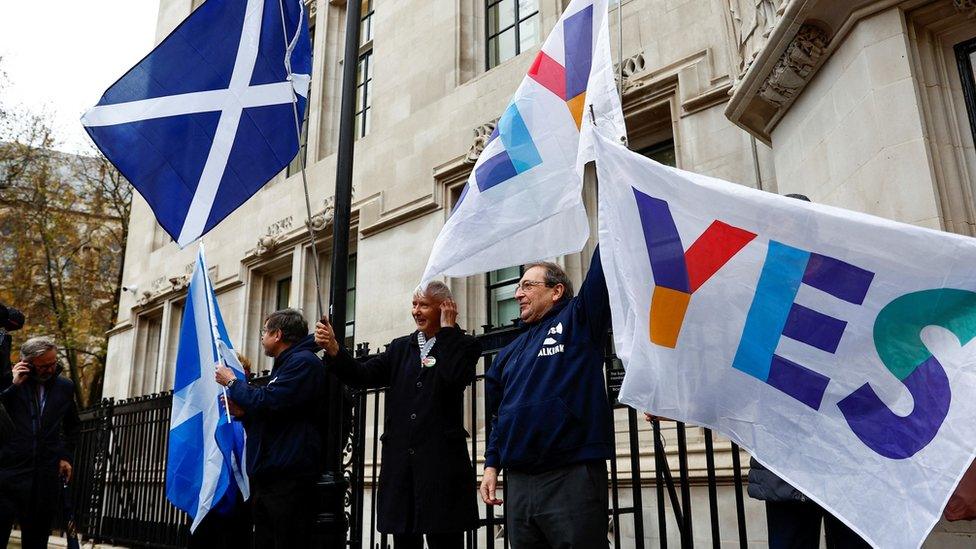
[166,247,249,532]
[83,0,311,247]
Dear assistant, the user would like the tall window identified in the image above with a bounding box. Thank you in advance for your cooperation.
[345,254,357,347]
[356,1,374,138]
[486,0,540,70]
[486,265,522,328]
[955,37,976,153]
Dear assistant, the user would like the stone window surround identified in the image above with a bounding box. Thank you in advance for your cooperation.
[906,0,976,236]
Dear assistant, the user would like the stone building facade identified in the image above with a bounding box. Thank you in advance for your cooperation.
[103,0,976,545]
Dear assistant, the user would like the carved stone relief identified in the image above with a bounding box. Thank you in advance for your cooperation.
[466,119,498,163]
[757,24,830,108]
[727,0,789,82]
[616,52,647,94]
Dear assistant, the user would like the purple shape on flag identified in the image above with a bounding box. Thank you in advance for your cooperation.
[563,5,594,100]
[475,151,518,192]
[632,187,690,293]
[803,253,874,305]
[782,303,848,353]
[838,354,951,459]
[767,354,830,410]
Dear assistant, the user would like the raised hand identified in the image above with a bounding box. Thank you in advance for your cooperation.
[314,316,340,357]
[439,299,458,329]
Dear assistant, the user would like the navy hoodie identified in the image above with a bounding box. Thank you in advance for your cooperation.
[485,248,613,473]
[226,334,325,482]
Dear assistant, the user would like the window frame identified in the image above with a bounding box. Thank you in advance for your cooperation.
[485,0,540,71]
[954,37,976,157]
[355,1,375,138]
[485,265,523,329]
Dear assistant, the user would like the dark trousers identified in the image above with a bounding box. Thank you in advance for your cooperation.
[766,500,871,549]
[393,531,464,549]
[0,473,57,549]
[251,477,317,549]
[506,461,609,549]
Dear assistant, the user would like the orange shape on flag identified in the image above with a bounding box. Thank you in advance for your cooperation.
[567,93,587,130]
[649,286,691,348]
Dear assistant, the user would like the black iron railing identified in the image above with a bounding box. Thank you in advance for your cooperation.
[70,327,752,548]
[344,326,752,549]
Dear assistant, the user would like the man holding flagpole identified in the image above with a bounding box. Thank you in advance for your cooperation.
[216,309,325,548]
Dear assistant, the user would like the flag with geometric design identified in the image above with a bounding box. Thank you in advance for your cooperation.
[420,0,625,285]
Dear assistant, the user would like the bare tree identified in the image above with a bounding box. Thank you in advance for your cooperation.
[0,59,132,406]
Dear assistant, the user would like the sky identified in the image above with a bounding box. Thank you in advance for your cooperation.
[0,1,161,153]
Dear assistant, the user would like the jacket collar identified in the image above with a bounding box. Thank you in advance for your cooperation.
[272,334,317,370]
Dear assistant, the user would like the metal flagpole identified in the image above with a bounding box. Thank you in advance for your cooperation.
[198,243,233,423]
[278,0,325,319]
[324,0,364,545]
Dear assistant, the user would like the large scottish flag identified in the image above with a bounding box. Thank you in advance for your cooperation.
[166,246,249,531]
[420,0,625,285]
[82,0,311,247]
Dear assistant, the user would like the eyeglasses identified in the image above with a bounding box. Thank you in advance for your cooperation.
[516,280,550,292]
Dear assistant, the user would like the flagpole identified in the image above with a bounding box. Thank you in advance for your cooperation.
[323,0,363,545]
[199,243,233,424]
[278,0,325,319]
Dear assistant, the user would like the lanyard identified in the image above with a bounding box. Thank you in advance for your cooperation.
[417,332,436,366]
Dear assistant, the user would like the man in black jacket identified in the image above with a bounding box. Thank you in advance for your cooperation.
[0,336,80,549]
[215,309,325,549]
[315,281,481,549]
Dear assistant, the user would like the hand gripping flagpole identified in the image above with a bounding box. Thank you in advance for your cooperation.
[199,243,233,424]
[278,0,325,319]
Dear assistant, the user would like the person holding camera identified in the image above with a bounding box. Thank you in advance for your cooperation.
[0,336,80,549]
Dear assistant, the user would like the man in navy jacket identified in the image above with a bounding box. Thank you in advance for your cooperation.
[480,248,612,548]
[215,309,325,549]
[0,336,79,549]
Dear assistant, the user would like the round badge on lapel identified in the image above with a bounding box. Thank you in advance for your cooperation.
[422,357,437,368]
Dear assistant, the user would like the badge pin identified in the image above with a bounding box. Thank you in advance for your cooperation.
[422,357,437,368]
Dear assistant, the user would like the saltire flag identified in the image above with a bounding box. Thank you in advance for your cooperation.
[82,0,311,247]
[167,245,249,531]
[419,0,625,285]
[593,130,976,548]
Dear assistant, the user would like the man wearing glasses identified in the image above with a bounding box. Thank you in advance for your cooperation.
[480,249,613,548]
[215,309,326,549]
[0,336,79,549]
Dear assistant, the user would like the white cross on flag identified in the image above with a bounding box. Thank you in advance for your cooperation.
[82,0,312,247]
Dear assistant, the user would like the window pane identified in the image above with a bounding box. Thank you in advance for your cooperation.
[363,107,371,136]
[276,277,291,311]
[490,283,519,327]
[518,0,538,17]
[518,14,539,53]
[487,0,515,35]
[347,255,358,288]
[488,28,517,68]
[640,140,676,167]
[346,289,356,326]
[490,266,520,284]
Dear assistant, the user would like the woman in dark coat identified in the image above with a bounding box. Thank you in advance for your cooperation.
[315,282,481,549]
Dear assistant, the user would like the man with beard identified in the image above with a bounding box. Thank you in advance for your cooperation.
[215,309,325,548]
[0,336,79,549]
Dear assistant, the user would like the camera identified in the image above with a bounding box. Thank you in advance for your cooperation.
[0,303,25,332]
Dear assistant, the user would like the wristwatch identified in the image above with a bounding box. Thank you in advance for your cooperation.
[226,378,236,388]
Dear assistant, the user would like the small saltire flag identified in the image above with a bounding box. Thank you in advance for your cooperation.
[419,0,625,285]
[593,130,976,549]
[82,0,311,247]
[167,246,249,532]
